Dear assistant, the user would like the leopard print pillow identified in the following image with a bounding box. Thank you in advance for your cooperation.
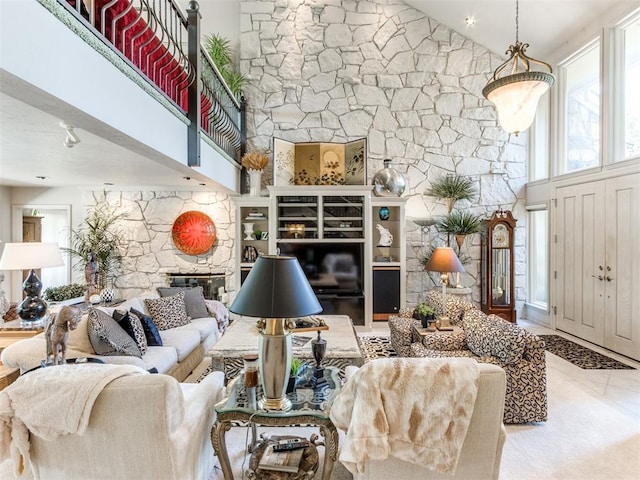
[144,291,191,330]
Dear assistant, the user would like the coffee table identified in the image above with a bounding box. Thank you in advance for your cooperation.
[211,366,342,480]
[209,315,364,380]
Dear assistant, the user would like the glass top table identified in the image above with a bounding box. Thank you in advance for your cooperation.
[211,366,342,480]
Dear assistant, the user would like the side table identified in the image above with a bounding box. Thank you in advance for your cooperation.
[0,319,45,390]
[212,367,341,480]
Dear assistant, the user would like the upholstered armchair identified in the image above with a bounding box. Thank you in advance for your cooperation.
[1,367,225,480]
[332,359,507,480]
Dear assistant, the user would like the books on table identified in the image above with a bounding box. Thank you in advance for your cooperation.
[258,444,304,473]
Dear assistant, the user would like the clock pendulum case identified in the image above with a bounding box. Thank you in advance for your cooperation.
[481,209,517,322]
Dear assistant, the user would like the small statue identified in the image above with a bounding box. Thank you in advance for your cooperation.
[376,223,393,247]
[45,305,82,365]
[85,252,99,296]
[311,330,327,389]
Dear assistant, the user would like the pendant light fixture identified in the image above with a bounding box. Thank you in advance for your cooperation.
[482,0,555,135]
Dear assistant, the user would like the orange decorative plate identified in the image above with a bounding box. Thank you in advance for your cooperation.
[171,211,217,255]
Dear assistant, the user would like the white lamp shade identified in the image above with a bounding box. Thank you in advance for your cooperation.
[486,77,551,134]
[0,242,65,270]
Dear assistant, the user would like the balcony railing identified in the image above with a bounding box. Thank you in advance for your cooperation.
[59,0,244,165]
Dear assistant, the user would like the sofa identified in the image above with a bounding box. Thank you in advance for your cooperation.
[389,291,547,424]
[333,360,507,480]
[1,291,229,382]
[0,364,226,480]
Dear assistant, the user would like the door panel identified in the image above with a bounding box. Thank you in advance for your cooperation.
[604,174,640,360]
[555,182,605,344]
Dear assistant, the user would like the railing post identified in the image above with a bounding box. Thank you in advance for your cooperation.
[187,1,201,167]
[240,96,248,193]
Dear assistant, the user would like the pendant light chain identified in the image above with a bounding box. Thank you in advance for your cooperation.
[515,0,519,43]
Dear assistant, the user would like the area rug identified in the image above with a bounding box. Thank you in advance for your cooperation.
[539,335,635,370]
[357,335,397,362]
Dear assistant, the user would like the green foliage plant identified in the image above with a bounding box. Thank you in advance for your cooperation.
[44,283,86,302]
[415,303,435,316]
[437,211,485,236]
[64,202,128,290]
[290,357,305,376]
[204,33,246,97]
[426,174,477,213]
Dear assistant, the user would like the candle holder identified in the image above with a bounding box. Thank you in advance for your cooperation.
[311,330,328,389]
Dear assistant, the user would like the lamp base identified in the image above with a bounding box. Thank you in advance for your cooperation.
[258,396,292,411]
[258,318,293,412]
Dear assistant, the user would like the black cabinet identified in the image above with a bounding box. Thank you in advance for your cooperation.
[372,267,400,321]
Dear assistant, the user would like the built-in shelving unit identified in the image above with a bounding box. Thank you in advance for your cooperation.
[232,186,406,329]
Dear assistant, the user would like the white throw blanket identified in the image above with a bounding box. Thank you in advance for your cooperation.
[0,363,147,477]
[330,357,479,475]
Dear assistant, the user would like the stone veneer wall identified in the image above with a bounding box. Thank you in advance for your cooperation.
[240,0,528,311]
[84,190,235,300]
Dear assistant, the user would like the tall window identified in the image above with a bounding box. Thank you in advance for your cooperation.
[530,91,549,181]
[527,209,548,309]
[616,13,640,160]
[559,42,601,174]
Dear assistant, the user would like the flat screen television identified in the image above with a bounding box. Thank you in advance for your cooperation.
[278,242,363,295]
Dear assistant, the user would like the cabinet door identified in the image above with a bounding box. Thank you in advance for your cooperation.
[603,173,640,360]
[555,181,606,344]
[372,267,400,321]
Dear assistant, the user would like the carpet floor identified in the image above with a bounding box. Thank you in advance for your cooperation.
[539,335,635,370]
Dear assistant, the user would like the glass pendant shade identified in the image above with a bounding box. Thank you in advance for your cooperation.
[484,72,553,134]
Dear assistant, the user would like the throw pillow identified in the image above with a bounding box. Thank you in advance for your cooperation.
[144,292,191,330]
[130,308,163,346]
[87,307,142,357]
[113,309,148,355]
[463,310,527,364]
[66,314,95,354]
[157,286,209,319]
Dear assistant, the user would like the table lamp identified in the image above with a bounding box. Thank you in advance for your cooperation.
[0,242,65,325]
[425,247,464,330]
[229,255,322,411]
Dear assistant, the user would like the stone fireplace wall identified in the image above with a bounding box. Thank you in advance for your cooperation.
[84,190,235,300]
[240,0,528,310]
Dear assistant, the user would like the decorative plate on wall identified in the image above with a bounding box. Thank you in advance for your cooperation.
[171,211,217,255]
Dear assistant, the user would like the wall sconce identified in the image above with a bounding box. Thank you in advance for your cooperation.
[62,124,81,148]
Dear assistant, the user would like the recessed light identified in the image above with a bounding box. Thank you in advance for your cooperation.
[465,16,476,27]
[199,183,206,186]
[183,176,191,180]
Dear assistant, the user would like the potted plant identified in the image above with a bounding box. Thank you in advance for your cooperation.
[287,357,306,393]
[203,33,246,98]
[437,210,485,252]
[241,151,269,196]
[43,283,86,305]
[63,201,128,295]
[426,174,477,214]
[413,303,435,328]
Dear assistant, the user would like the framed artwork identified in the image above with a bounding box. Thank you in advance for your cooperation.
[171,211,217,255]
[273,138,367,186]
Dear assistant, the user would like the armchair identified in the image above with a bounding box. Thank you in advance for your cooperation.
[334,360,507,480]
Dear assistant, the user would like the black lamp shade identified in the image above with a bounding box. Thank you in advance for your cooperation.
[230,255,322,318]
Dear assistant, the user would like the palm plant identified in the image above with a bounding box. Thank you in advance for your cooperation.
[437,211,485,252]
[204,33,246,97]
[63,202,128,290]
[426,174,477,213]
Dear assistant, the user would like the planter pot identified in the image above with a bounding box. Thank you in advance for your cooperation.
[248,169,262,196]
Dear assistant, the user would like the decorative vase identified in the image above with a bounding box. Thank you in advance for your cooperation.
[248,169,262,196]
[378,206,390,221]
[100,288,115,304]
[373,159,407,197]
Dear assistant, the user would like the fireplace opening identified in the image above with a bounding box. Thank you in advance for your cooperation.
[166,273,227,301]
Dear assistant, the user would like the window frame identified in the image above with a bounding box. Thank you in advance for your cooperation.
[525,204,549,313]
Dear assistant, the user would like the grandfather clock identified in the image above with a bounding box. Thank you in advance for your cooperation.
[481,209,517,323]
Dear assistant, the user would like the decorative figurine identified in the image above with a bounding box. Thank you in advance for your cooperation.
[85,251,99,296]
[311,330,328,389]
[376,224,393,247]
[45,305,82,365]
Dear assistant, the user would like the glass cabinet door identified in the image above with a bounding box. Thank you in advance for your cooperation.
[322,195,364,239]
[277,196,318,239]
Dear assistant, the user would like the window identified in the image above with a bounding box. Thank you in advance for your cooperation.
[527,209,548,309]
[559,42,601,174]
[615,13,640,160]
[530,91,550,181]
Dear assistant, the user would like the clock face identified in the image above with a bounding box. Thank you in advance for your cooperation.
[492,224,509,248]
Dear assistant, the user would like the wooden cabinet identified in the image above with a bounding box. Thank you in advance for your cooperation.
[481,210,517,323]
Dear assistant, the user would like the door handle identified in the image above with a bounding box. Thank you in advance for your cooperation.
[591,275,603,281]
[605,276,613,282]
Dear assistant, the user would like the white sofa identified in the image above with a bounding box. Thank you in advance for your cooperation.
[0,295,223,381]
[1,366,226,480]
